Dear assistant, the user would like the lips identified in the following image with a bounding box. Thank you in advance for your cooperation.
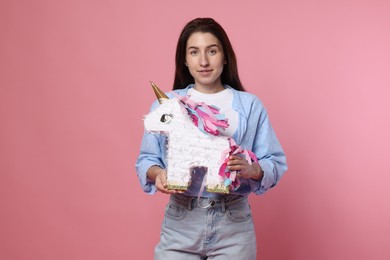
[198,69,213,76]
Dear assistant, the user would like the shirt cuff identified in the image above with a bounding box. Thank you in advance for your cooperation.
[249,160,274,195]
[136,161,162,195]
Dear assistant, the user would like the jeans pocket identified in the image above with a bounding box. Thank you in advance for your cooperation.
[226,199,252,223]
[164,203,188,220]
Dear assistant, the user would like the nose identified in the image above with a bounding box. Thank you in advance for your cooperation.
[199,52,209,67]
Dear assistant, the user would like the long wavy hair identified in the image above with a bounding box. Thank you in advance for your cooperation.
[173,18,245,91]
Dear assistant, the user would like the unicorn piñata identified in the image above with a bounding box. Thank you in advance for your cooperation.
[144,82,258,193]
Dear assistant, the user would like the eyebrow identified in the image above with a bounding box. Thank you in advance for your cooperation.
[187,44,220,50]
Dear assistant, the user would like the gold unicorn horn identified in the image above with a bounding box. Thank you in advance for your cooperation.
[150,81,168,104]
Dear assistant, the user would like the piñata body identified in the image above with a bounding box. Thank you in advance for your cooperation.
[144,97,231,193]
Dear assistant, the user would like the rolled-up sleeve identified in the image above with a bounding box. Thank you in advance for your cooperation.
[135,132,165,194]
[247,99,287,195]
[135,100,166,195]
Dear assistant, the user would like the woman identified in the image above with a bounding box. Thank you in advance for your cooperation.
[136,17,287,259]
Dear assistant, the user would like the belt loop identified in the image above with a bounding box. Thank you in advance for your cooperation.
[221,196,226,213]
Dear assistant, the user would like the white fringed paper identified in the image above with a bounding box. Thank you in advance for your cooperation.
[144,98,230,193]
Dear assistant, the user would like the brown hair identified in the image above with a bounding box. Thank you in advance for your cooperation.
[173,18,245,91]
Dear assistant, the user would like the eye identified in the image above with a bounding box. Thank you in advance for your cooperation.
[189,50,199,56]
[208,49,217,55]
[160,113,173,124]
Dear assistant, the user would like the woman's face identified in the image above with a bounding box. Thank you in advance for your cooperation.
[185,32,226,93]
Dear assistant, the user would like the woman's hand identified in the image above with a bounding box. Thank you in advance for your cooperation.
[154,167,183,194]
[227,155,264,180]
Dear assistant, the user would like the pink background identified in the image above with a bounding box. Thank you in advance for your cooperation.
[1,0,389,259]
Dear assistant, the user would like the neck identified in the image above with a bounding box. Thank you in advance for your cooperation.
[194,83,225,94]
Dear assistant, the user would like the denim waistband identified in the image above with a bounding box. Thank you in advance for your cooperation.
[170,193,245,211]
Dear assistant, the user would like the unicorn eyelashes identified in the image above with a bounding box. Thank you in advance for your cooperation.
[160,114,174,124]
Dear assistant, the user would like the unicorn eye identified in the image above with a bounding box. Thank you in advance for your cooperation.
[160,113,173,124]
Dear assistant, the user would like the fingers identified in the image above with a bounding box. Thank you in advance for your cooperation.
[227,155,253,179]
[227,155,247,171]
[155,175,171,194]
[155,170,183,194]
[227,155,243,164]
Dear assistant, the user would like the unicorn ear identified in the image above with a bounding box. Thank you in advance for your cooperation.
[150,81,169,104]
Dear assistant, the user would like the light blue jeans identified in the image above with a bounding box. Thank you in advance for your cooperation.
[154,194,257,259]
